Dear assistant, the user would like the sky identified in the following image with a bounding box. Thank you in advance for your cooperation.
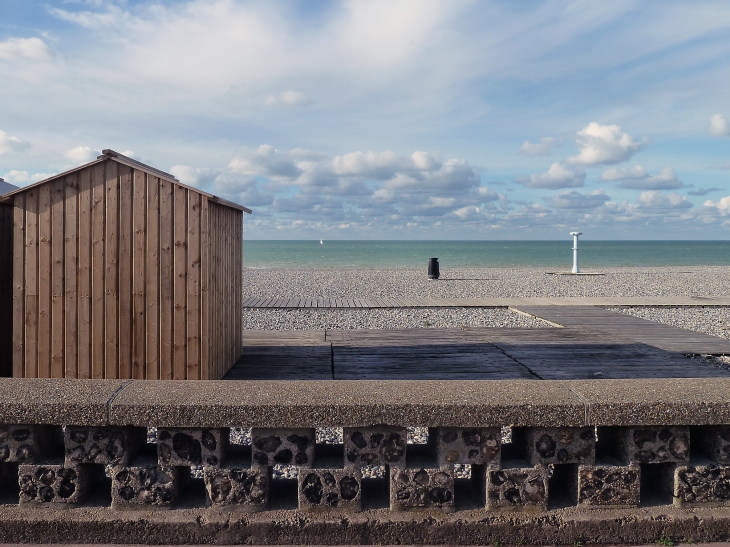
[1,0,730,240]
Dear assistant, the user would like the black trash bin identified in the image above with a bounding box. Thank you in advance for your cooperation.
[428,258,440,280]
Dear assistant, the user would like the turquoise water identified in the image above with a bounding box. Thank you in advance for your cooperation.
[243,240,730,268]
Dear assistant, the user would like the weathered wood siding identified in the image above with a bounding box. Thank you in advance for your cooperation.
[0,204,13,377]
[206,201,243,380]
[11,159,242,379]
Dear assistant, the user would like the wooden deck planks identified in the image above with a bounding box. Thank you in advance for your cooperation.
[512,306,730,355]
[225,323,730,382]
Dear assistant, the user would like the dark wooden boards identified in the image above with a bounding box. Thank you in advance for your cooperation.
[328,328,536,380]
[225,330,332,380]
[225,324,730,381]
[513,306,730,355]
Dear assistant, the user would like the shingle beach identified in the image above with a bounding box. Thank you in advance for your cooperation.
[242,266,730,335]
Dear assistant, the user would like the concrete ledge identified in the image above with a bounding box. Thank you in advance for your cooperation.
[1,378,730,428]
[0,504,729,545]
[0,379,130,426]
[571,379,730,425]
[108,380,584,428]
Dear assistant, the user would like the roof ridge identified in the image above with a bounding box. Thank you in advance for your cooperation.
[99,149,178,182]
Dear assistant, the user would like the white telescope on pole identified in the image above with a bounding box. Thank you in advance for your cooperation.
[570,232,582,273]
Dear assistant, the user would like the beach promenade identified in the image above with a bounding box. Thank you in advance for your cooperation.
[233,266,730,381]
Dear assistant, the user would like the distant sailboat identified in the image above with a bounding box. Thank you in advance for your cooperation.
[320,239,323,245]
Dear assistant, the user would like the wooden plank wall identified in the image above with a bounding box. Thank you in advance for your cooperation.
[0,204,13,376]
[207,202,243,380]
[10,159,240,380]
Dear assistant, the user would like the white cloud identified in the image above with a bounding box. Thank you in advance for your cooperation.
[704,195,730,215]
[454,206,481,219]
[264,91,308,107]
[601,165,647,181]
[177,144,490,224]
[567,123,644,166]
[602,166,683,190]
[0,130,31,155]
[518,162,585,189]
[549,189,610,210]
[2,170,55,185]
[170,165,221,188]
[708,114,730,137]
[228,145,302,179]
[638,191,691,211]
[64,146,100,164]
[519,137,558,157]
[48,4,132,29]
[0,37,54,62]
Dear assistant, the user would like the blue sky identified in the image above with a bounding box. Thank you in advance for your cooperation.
[1,0,730,239]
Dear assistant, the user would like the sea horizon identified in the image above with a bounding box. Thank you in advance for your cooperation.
[242,240,730,269]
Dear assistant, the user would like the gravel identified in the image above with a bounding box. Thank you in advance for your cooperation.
[243,266,730,299]
[609,306,730,340]
[242,306,549,330]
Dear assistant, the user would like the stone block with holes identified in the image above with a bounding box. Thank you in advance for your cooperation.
[434,427,500,467]
[523,427,595,466]
[344,426,407,468]
[157,428,228,467]
[695,425,730,464]
[299,468,362,511]
[251,428,315,468]
[64,426,144,466]
[486,464,549,509]
[578,464,640,506]
[607,426,690,464]
[674,463,730,506]
[204,464,268,509]
[18,461,96,504]
[111,457,186,508]
[0,425,45,463]
[390,467,454,511]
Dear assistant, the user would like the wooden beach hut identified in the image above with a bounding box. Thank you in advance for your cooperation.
[0,150,251,380]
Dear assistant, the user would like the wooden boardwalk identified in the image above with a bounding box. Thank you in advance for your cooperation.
[515,306,730,354]
[242,296,730,308]
[227,306,730,381]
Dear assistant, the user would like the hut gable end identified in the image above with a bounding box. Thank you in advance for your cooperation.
[4,151,246,379]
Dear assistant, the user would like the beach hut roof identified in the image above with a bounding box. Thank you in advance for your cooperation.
[0,149,252,214]
[0,178,19,196]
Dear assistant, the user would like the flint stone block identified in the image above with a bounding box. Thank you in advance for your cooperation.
[674,464,730,506]
[18,462,94,504]
[486,464,548,509]
[65,426,143,466]
[111,457,185,508]
[696,425,730,464]
[157,428,227,467]
[611,426,690,464]
[525,427,595,465]
[204,464,268,509]
[344,426,406,468]
[578,464,640,506]
[251,428,314,468]
[299,468,362,511]
[435,427,500,467]
[0,425,42,463]
[390,467,454,511]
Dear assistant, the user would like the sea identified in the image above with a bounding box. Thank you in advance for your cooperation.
[243,240,730,269]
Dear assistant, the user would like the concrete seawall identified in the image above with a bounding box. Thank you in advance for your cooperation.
[1,378,729,544]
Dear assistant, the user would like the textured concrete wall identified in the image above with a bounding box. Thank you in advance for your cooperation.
[1,378,730,544]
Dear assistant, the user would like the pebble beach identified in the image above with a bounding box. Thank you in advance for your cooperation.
[242,266,730,334]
